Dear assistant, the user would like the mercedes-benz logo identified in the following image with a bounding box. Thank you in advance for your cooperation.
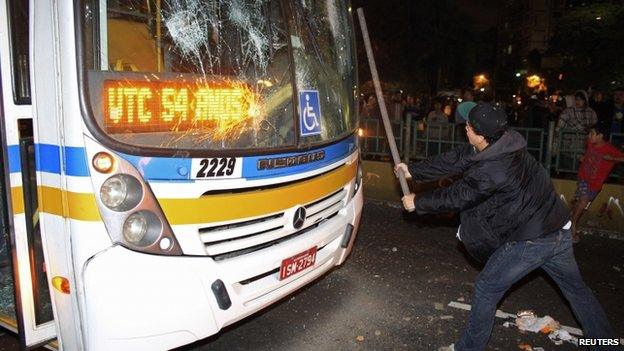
[293,207,306,230]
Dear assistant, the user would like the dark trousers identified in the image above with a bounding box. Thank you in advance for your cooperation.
[455,229,617,351]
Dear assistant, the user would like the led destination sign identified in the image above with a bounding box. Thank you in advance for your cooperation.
[103,80,259,133]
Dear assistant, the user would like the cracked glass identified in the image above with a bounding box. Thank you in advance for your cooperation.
[81,0,356,152]
[289,0,357,145]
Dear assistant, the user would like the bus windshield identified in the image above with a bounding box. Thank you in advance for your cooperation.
[81,0,357,153]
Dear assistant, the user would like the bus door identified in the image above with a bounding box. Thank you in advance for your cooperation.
[0,0,57,348]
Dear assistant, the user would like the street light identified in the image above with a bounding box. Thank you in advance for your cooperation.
[473,74,489,89]
[526,75,547,92]
[526,75,542,88]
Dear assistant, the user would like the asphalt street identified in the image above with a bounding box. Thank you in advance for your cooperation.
[1,200,623,350]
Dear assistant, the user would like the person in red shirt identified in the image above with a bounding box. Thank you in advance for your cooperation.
[572,123,624,242]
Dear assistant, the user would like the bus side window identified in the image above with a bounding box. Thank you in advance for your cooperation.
[7,0,31,104]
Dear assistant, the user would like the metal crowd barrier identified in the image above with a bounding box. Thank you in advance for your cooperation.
[360,117,545,164]
[554,129,586,174]
[360,117,624,184]
[360,118,403,160]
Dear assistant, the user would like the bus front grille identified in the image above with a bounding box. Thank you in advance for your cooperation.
[198,188,348,260]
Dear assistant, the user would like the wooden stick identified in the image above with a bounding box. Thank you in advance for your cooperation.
[357,8,413,210]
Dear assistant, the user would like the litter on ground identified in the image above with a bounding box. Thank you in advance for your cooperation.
[515,311,559,333]
[515,310,578,346]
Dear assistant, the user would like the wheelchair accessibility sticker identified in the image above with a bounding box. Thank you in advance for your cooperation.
[299,90,322,136]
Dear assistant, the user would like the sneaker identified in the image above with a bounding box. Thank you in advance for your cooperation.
[437,344,455,351]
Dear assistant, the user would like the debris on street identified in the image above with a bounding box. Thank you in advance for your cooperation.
[515,310,559,333]
[548,329,576,346]
[515,310,578,346]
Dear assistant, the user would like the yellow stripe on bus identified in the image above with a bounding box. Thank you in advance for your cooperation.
[10,187,25,214]
[159,162,357,225]
[9,161,356,225]
[11,186,101,221]
[39,186,101,221]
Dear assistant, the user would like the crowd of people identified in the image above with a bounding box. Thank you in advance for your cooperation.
[359,86,624,138]
[362,86,624,243]
[360,87,624,171]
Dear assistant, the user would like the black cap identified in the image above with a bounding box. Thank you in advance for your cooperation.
[468,103,508,139]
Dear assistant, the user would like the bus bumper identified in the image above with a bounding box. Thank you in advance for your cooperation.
[81,185,363,351]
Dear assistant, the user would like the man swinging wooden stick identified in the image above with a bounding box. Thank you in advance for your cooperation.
[358,8,618,351]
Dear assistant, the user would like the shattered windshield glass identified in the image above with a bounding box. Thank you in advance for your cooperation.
[81,0,356,152]
[289,0,357,145]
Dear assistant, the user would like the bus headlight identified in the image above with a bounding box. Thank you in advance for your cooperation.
[100,174,143,211]
[86,139,183,255]
[123,211,161,246]
[123,212,148,244]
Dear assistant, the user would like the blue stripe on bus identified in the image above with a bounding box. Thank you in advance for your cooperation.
[241,136,357,179]
[8,144,89,177]
[7,145,21,173]
[36,144,62,174]
[64,146,90,176]
[35,144,89,176]
[120,154,193,181]
[6,136,357,181]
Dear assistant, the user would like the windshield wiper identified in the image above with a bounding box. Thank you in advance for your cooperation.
[293,1,329,77]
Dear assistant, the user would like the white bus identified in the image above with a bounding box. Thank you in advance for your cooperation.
[0,0,362,349]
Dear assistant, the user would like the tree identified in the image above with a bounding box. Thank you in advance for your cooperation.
[352,0,479,93]
[549,3,624,91]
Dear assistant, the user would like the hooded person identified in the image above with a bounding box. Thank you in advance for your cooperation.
[557,90,598,133]
[556,90,598,171]
[394,102,617,351]
[557,89,598,132]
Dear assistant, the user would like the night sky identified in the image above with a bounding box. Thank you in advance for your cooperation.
[351,0,504,92]
[351,0,624,96]
[455,0,505,31]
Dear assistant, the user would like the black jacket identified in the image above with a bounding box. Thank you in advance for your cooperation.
[409,129,569,263]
